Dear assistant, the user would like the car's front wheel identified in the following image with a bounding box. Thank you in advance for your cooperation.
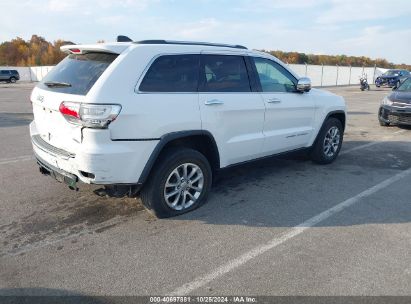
[311,118,343,164]
[10,77,16,83]
[378,108,390,126]
[141,148,212,218]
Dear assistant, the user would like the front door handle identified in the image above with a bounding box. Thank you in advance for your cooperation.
[205,99,224,105]
[267,98,281,104]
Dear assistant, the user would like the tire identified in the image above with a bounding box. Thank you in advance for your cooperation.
[10,77,16,83]
[360,87,364,91]
[379,120,389,127]
[378,108,390,126]
[140,148,212,218]
[310,118,343,165]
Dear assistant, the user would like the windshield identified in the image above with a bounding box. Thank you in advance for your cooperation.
[383,70,400,76]
[397,78,411,91]
[38,52,118,95]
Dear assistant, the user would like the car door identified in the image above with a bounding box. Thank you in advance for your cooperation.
[251,57,317,155]
[198,53,265,167]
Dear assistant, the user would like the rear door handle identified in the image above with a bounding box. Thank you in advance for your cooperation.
[267,98,281,104]
[205,99,224,105]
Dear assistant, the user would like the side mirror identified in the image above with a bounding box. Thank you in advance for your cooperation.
[297,77,311,92]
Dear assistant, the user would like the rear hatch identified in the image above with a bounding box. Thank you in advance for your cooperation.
[31,49,120,152]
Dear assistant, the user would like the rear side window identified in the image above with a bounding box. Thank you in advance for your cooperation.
[139,55,200,92]
[38,52,118,95]
[200,55,251,92]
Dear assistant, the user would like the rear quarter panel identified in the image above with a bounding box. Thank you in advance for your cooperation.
[86,45,202,140]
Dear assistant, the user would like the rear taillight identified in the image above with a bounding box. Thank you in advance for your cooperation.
[59,101,121,129]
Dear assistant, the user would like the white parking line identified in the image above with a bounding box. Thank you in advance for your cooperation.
[340,130,406,155]
[170,166,411,295]
[0,155,34,165]
[1,129,408,257]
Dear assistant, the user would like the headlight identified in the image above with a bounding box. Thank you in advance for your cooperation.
[382,96,393,106]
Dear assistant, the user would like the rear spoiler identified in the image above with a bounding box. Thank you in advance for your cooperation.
[60,43,131,55]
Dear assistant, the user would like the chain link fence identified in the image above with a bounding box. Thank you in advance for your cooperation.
[288,64,384,87]
[1,64,387,86]
[0,66,54,82]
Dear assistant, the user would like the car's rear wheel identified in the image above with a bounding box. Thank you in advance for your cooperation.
[140,148,212,218]
[311,118,343,164]
[10,77,16,83]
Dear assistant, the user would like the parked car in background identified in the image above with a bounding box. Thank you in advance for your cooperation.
[29,39,346,218]
[0,69,20,83]
[375,69,410,89]
[379,77,411,126]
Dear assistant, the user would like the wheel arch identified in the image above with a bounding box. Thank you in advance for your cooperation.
[327,111,346,132]
[311,110,346,147]
[138,130,220,185]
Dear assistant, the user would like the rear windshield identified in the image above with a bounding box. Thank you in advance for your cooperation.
[38,52,118,95]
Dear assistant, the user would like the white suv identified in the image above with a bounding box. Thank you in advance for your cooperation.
[30,39,346,217]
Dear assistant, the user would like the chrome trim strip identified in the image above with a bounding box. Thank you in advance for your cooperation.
[32,135,75,159]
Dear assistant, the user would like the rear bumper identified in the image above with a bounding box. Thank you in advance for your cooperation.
[30,121,158,185]
[379,105,411,125]
[36,153,79,189]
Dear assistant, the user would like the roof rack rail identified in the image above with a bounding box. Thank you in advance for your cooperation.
[134,40,247,50]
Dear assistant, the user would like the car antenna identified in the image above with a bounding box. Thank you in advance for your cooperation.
[117,35,133,42]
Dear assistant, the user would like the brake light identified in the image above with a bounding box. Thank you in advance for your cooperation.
[69,48,82,54]
[59,102,80,118]
[59,101,121,128]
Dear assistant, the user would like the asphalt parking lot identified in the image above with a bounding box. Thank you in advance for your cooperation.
[0,82,410,297]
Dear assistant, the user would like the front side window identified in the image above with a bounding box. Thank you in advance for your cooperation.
[139,55,200,92]
[253,57,296,93]
[200,55,251,92]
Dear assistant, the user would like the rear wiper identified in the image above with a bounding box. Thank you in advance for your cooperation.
[44,81,72,88]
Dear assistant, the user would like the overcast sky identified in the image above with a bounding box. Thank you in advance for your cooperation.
[1,0,410,64]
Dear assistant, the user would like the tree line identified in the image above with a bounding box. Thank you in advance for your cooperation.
[0,35,73,66]
[0,35,409,70]
[262,50,410,70]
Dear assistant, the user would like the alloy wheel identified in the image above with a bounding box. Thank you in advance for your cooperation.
[163,163,204,211]
[323,126,340,157]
